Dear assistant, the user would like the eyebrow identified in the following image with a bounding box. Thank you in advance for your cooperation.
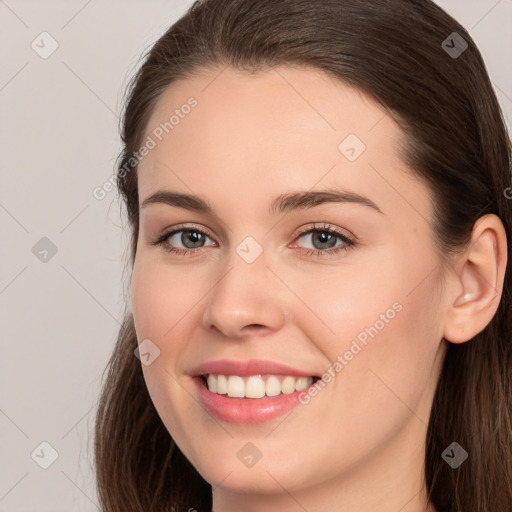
[140,188,384,215]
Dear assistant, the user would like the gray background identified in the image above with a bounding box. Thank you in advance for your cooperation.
[1,1,511,510]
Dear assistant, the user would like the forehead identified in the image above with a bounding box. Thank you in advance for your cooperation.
[136,65,432,224]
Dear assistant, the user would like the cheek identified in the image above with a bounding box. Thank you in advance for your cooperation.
[288,253,442,414]
[286,265,408,360]
[130,257,207,460]
[130,256,201,342]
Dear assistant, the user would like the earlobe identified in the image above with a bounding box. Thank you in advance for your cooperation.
[443,214,507,344]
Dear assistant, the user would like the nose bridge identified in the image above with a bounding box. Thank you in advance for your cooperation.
[201,237,285,337]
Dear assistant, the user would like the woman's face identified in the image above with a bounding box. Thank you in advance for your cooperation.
[131,66,448,503]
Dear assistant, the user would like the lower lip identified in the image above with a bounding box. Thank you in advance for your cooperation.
[193,377,313,424]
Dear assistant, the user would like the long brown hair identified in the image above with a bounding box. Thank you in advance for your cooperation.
[94,1,512,510]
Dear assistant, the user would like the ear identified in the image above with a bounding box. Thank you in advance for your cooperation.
[443,214,508,344]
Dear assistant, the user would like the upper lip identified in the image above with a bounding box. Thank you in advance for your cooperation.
[190,359,320,378]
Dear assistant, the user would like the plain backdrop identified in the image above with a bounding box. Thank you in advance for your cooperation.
[1,1,511,510]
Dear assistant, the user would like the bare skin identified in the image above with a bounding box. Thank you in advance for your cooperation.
[130,65,507,512]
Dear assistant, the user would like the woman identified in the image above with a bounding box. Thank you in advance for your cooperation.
[94,1,512,510]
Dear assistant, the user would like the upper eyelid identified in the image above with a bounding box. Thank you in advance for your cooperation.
[163,222,214,237]
[295,223,353,238]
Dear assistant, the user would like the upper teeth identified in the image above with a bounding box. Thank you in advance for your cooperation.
[205,374,314,398]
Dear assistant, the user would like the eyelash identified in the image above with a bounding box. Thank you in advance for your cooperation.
[150,222,356,258]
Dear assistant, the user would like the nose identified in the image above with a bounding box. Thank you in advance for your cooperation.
[201,251,286,339]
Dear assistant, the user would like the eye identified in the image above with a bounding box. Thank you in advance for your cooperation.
[149,224,216,256]
[291,222,356,257]
[149,222,356,258]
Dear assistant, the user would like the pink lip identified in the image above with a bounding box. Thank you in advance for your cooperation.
[193,377,316,424]
[189,358,318,378]
[189,359,320,425]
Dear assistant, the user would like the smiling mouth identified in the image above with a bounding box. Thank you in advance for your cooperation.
[200,373,321,399]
